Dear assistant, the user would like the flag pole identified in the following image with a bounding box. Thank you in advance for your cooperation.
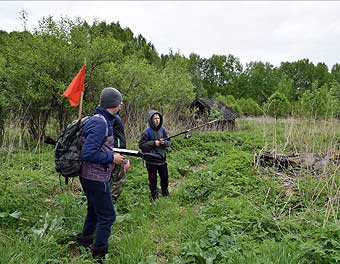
[78,58,86,120]
[78,91,84,120]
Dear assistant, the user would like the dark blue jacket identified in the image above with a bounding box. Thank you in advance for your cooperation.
[139,110,170,165]
[81,107,115,164]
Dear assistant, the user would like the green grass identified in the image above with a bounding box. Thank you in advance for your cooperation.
[1,117,340,263]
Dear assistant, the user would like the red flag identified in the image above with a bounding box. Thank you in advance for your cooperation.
[63,65,86,107]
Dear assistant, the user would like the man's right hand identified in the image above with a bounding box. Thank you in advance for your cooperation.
[113,153,124,165]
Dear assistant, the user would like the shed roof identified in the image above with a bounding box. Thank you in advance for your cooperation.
[190,98,238,121]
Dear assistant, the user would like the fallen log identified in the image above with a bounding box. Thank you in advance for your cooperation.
[256,151,340,170]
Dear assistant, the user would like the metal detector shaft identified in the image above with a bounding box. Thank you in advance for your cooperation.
[113,148,166,163]
[113,148,140,157]
[163,119,219,140]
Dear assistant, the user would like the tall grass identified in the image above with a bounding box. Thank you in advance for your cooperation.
[248,116,340,227]
[1,115,340,263]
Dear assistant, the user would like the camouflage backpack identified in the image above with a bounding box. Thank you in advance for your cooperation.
[55,114,107,184]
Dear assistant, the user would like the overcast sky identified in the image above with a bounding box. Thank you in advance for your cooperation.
[1,1,339,69]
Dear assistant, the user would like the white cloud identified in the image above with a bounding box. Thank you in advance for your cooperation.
[0,1,339,69]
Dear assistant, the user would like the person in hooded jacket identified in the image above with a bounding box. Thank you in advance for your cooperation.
[139,110,170,200]
[77,87,124,262]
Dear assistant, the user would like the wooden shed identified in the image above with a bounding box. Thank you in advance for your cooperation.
[190,98,238,130]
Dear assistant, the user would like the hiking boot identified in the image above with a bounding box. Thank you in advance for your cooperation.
[90,245,108,263]
[76,233,93,249]
[161,189,169,197]
[151,190,159,201]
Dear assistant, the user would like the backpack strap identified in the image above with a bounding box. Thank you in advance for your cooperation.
[93,114,108,137]
[147,127,153,141]
[160,127,165,137]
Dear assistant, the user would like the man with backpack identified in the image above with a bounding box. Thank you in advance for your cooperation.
[77,87,124,262]
[139,110,170,201]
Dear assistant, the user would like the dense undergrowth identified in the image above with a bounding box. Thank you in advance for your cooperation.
[0,118,340,263]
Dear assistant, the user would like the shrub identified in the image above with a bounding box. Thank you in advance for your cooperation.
[296,82,340,118]
[265,92,291,118]
[237,98,262,116]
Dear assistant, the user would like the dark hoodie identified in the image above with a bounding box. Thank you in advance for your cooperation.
[139,110,170,165]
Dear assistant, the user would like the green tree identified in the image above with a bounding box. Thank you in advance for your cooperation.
[158,54,195,110]
[237,98,262,116]
[331,63,340,84]
[134,34,161,66]
[297,82,339,118]
[242,61,280,104]
[215,94,242,115]
[276,74,295,102]
[327,81,340,117]
[265,92,291,118]
[279,59,315,100]
[202,54,243,98]
[1,31,59,140]
[187,53,206,98]
[110,56,160,109]
[314,62,330,88]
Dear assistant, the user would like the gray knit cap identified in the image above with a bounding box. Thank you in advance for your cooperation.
[99,87,122,109]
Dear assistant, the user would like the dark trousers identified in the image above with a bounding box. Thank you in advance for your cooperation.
[146,163,168,196]
[80,177,116,248]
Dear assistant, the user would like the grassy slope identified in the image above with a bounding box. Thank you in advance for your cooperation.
[0,118,339,263]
